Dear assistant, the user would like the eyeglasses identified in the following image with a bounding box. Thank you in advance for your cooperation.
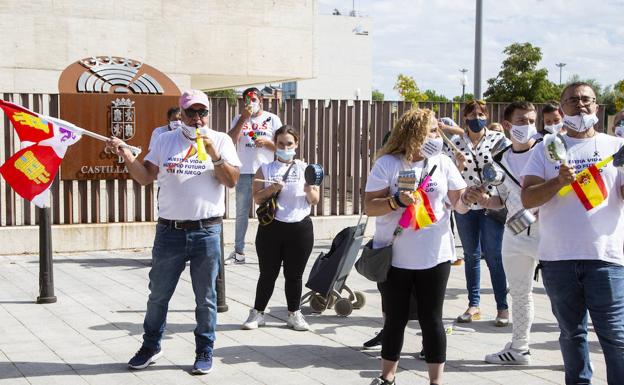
[564,96,596,106]
[184,108,209,118]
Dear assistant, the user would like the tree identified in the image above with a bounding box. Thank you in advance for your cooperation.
[423,89,449,102]
[615,80,624,112]
[372,89,385,101]
[206,89,238,105]
[394,74,427,104]
[484,42,561,102]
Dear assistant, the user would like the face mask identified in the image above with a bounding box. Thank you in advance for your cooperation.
[275,148,296,161]
[180,122,197,139]
[251,101,260,114]
[615,123,624,138]
[420,137,444,158]
[168,120,181,130]
[466,118,487,133]
[563,113,599,132]
[544,122,563,134]
[510,123,537,144]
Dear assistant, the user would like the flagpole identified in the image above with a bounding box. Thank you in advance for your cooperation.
[48,117,142,156]
[36,207,56,304]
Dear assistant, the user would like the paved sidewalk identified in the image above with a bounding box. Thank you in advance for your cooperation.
[0,241,608,385]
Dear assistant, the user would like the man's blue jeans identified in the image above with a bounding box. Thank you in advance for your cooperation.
[142,223,221,354]
[541,260,624,385]
[454,209,508,310]
[234,174,254,254]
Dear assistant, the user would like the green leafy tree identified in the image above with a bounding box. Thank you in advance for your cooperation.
[614,79,624,112]
[206,89,238,105]
[394,74,428,104]
[484,42,561,102]
[372,89,385,101]
[453,93,475,102]
[423,89,449,102]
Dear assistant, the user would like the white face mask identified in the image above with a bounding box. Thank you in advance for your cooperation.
[615,124,624,138]
[168,120,182,130]
[180,122,197,139]
[544,122,564,134]
[563,113,599,132]
[251,101,260,114]
[510,123,537,144]
[420,137,444,158]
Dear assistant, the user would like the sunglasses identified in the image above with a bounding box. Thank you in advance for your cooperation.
[184,107,209,118]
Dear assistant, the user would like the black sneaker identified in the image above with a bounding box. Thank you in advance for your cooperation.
[192,351,213,375]
[128,346,162,369]
[362,330,383,350]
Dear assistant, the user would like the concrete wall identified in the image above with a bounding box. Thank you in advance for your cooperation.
[283,14,372,101]
[0,0,316,93]
[0,216,376,255]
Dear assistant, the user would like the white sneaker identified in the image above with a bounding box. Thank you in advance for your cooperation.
[225,251,245,265]
[287,310,309,331]
[242,309,265,330]
[485,342,531,365]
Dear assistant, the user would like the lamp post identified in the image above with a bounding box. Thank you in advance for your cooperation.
[460,69,469,101]
[556,62,566,85]
[474,0,483,99]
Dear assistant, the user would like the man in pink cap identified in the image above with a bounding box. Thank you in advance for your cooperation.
[106,89,241,375]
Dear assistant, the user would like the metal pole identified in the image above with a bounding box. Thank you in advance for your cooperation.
[556,62,566,85]
[36,207,56,304]
[474,0,483,99]
[216,222,228,312]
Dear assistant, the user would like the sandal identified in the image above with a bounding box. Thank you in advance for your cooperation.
[456,307,481,323]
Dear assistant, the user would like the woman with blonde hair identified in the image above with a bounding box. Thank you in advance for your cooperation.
[365,108,472,385]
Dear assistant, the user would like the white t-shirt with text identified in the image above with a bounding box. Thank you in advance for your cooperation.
[232,111,282,174]
[145,129,241,220]
[365,154,467,270]
[521,133,624,265]
[260,160,311,223]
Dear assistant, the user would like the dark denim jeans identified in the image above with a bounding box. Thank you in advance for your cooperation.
[142,223,221,354]
[454,209,508,310]
[541,260,624,385]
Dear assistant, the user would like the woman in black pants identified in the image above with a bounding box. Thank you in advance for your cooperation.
[365,108,471,385]
[242,125,319,331]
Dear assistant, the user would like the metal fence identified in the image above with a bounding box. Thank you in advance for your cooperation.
[1,93,606,226]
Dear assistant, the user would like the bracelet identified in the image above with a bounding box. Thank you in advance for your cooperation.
[393,192,408,208]
[387,197,398,211]
[212,156,225,166]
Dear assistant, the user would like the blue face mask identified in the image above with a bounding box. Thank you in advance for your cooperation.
[276,148,296,161]
[466,118,488,133]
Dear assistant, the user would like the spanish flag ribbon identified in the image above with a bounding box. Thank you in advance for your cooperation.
[398,165,438,231]
[568,164,608,211]
[558,156,612,211]
[398,189,437,230]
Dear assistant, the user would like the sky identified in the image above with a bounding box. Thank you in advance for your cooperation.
[319,0,624,100]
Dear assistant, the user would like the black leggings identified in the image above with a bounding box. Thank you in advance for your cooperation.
[254,217,314,312]
[379,262,451,363]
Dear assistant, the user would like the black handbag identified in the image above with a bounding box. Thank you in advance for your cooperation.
[256,162,296,226]
[355,239,393,283]
[484,207,508,224]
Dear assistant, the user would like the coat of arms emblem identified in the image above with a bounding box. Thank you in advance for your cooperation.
[111,98,135,140]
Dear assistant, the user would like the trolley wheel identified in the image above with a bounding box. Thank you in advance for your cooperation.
[352,291,366,310]
[309,294,327,313]
[334,297,353,317]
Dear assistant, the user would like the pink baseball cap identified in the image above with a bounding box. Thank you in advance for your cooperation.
[179,89,209,109]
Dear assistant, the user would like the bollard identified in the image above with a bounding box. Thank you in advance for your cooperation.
[36,207,57,304]
[216,222,228,312]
